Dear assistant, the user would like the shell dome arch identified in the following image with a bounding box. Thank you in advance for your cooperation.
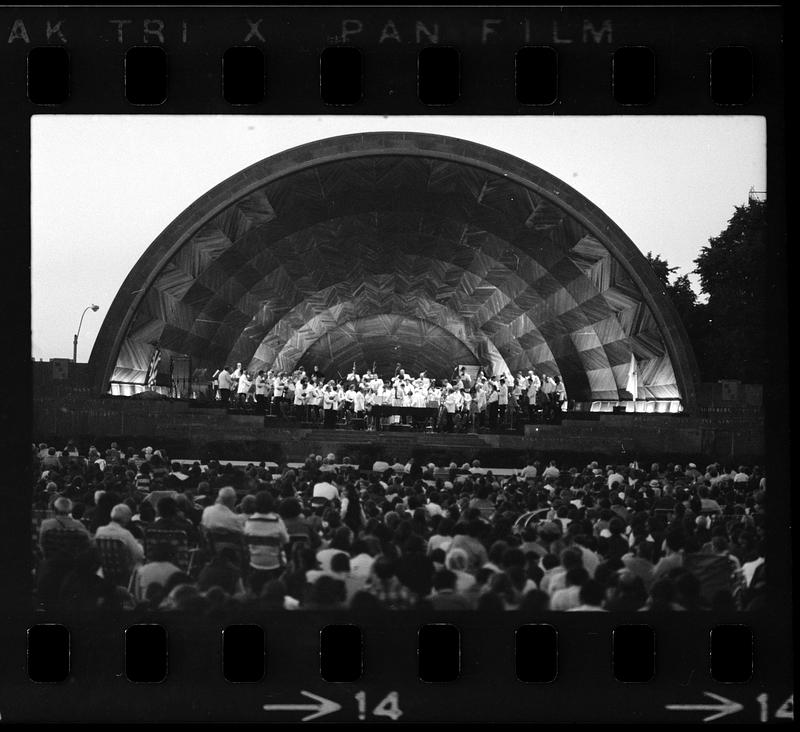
[89,132,700,407]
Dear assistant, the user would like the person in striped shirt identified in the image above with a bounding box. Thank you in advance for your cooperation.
[244,491,289,595]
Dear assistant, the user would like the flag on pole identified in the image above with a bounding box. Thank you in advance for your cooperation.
[146,343,161,388]
[625,353,639,401]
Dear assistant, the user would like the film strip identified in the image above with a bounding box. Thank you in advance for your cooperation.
[2,4,789,724]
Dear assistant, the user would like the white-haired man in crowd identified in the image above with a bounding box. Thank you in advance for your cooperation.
[201,486,245,533]
[95,504,145,565]
[39,497,91,550]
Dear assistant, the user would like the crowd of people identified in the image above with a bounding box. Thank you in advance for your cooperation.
[211,363,569,430]
[32,439,766,616]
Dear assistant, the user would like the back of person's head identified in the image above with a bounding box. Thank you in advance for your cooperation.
[403,533,426,555]
[578,579,605,607]
[308,575,346,607]
[217,486,237,507]
[164,583,202,612]
[372,555,396,581]
[541,553,560,571]
[430,548,446,565]
[437,517,455,536]
[254,490,275,514]
[279,497,302,519]
[711,535,729,553]
[110,503,132,523]
[489,569,513,594]
[53,496,73,515]
[502,547,525,569]
[156,496,178,519]
[636,541,655,562]
[204,585,230,611]
[260,579,288,608]
[384,511,401,531]
[138,501,155,522]
[350,590,382,614]
[145,581,166,608]
[163,572,193,596]
[239,494,257,514]
[476,591,505,612]
[330,525,353,552]
[519,588,550,614]
[674,570,702,607]
[614,570,647,604]
[665,530,685,553]
[432,568,457,592]
[488,540,509,565]
[330,552,351,574]
[560,546,583,570]
[608,517,625,535]
[649,578,676,607]
[565,566,589,587]
[445,548,469,572]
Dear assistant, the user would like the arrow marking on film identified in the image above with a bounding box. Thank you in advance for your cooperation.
[263,690,341,721]
[666,691,744,722]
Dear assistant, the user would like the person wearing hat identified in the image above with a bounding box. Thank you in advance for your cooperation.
[685,462,702,482]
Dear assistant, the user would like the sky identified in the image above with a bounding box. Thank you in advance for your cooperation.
[31,115,766,361]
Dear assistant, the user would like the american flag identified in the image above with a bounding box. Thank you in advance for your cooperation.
[146,343,161,387]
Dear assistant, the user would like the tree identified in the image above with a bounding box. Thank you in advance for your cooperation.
[646,252,677,288]
[645,252,699,328]
[693,199,767,382]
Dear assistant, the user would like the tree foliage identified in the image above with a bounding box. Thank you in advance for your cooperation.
[646,252,699,321]
[644,199,766,383]
[693,200,766,382]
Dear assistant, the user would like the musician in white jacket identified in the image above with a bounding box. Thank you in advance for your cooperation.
[217,366,232,404]
[527,370,541,421]
[236,371,252,407]
[322,382,337,428]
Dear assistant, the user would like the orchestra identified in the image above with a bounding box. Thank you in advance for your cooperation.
[209,363,568,431]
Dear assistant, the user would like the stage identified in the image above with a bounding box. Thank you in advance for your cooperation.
[32,392,765,466]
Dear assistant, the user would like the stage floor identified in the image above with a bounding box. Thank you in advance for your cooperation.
[33,394,764,465]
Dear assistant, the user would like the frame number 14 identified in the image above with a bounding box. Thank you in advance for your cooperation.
[354,691,403,721]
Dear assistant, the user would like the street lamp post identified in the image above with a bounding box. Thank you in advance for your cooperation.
[73,304,100,363]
